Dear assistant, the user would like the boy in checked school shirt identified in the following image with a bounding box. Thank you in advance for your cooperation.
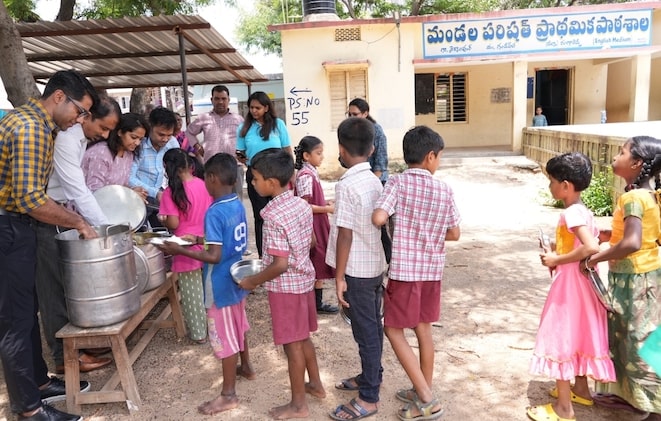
[239,148,326,420]
[327,117,386,420]
[373,126,460,420]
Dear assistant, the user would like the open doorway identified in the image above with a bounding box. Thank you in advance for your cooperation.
[535,69,572,125]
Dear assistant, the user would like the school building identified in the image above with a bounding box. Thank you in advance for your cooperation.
[271,1,661,175]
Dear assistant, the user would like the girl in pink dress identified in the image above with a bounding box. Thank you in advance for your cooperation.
[294,136,338,314]
[159,148,212,343]
[528,152,615,421]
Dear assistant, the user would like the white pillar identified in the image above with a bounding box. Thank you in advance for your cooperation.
[512,60,528,153]
[629,53,651,122]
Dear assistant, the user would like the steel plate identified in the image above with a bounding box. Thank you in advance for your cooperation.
[93,185,146,232]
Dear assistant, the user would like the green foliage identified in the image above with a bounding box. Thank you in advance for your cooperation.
[4,0,40,22]
[233,0,290,55]
[539,189,564,209]
[500,0,629,9]
[581,167,613,216]
[79,0,213,19]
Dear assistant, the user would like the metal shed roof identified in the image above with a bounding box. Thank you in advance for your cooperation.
[16,15,267,90]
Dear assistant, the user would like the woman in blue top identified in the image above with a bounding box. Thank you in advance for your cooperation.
[236,91,292,258]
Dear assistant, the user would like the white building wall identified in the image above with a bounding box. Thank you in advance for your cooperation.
[281,23,416,175]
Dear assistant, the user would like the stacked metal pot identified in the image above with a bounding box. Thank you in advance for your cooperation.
[54,185,169,328]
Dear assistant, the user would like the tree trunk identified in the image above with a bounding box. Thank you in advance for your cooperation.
[56,0,76,21]
[411,1,423,16]
[0,1,39,107]
[130,87,152,114]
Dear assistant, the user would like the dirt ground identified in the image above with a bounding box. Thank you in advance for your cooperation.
[0,156,649,420]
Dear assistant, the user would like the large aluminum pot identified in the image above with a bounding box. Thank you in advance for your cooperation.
[132,232,167,292]
[55,224,140,327]
[133,245,150,294]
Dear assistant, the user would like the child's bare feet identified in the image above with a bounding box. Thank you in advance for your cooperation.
[236,364,256,380]
[197,393,239,415]
[268,402,309,420]
[305,381,326,398]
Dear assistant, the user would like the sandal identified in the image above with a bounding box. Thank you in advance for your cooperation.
[398,398,444,420]
[526,403,575,421]
[396,388,418,404]
[548,387,593,406]
[330,398,378,420]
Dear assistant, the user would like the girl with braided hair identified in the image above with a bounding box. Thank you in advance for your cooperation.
[293,136,338,314]
[586,136,661,419]
[159,148,212,343]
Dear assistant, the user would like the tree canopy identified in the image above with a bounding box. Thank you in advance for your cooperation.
[79,0,213,19]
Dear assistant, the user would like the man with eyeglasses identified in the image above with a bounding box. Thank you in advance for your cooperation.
[0,69,99,421]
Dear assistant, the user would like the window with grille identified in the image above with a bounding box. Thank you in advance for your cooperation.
[435,73,467,123]
[329,69,367,129]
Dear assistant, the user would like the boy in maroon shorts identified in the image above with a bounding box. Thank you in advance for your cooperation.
[240,148,326,419]
[372,126,461,420]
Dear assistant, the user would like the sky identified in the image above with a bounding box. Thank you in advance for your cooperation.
[33,0,283,74]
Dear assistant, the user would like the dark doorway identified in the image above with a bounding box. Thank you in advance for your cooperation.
[535,69,570,125]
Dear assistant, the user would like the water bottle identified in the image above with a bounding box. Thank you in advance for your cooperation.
[600,110,607,124]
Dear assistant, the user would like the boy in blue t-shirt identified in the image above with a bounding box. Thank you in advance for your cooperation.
[157,153,254,416]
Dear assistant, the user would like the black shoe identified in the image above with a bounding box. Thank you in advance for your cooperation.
[317,303,339,314]
[40,376,91,404]
[19,403,82,421]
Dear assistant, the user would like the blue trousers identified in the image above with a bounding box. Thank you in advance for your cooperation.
[0,215,50,414]
[345,274,384,403]
[246,167,271,258]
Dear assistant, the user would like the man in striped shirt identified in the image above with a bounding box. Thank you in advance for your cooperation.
[186,85,245,199]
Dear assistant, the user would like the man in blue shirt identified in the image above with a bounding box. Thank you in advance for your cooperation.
[129,106,180,228]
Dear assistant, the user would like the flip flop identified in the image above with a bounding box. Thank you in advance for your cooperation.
[548,387,594,406]
[592,393,649,415]
[335,376,360,391]
[526,403,575,421]
[330,398,378,420]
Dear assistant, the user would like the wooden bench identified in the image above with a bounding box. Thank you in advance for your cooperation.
[56,273,185,415]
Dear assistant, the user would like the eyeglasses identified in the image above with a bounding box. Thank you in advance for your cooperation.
[66,95,90,118]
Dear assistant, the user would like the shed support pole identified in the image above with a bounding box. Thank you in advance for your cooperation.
[177,30,191,125]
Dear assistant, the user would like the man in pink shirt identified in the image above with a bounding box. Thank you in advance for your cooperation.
[186,85,245,199]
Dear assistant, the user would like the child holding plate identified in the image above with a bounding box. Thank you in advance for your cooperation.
[157,153,255,415]
[158,148,212,343]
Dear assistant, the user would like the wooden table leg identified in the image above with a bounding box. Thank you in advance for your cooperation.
[167,273,186,337]
[62,338,81,414]
[109,335,142,414]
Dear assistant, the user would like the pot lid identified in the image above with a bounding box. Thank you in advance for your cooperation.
[93,185,146,232]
